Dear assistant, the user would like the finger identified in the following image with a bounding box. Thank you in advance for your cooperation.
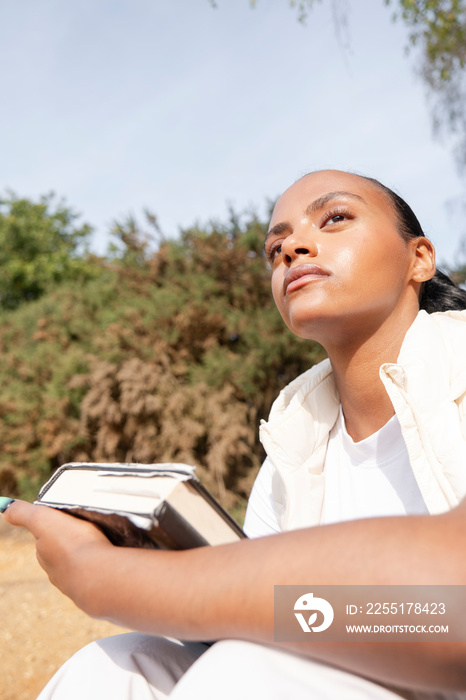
[2,499,38,529]
[2,500,63,538]
[0,497,15,513]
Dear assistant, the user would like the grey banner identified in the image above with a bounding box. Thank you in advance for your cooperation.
[274,585,466,642]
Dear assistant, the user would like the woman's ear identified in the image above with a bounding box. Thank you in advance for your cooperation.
[410,237,436,283]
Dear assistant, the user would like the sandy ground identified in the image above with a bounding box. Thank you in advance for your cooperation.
[0,517,129,700]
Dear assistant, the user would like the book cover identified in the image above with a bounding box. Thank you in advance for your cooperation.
[35,462,245,550]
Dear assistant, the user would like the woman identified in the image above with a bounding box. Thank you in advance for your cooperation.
[4,169,466,699]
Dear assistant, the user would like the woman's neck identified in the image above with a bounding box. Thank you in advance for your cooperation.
[333,362,395,442]
[325,312,416,442]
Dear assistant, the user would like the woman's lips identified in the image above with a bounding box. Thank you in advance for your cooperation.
[284,264,330,294]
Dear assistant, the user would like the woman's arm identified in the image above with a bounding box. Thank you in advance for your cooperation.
[4,498,466,692]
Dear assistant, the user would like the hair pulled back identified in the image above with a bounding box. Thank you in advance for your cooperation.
[363,176,466,314]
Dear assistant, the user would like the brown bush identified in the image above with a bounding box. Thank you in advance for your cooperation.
[67,357,260,510]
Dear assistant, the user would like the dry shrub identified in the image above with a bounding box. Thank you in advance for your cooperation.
[0,209,322,509]
[70,357,261,510]
[0,467,17,494]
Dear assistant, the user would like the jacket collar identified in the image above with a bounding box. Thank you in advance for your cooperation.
[381,309,466,408]
[260,310,466,476]
[259,358,340,474]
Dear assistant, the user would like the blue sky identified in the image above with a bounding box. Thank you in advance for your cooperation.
[1,0,464,265]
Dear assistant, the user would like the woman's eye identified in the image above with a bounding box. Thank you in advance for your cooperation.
[267,243,282,261]
[321,207,353,227]
[328,214,346,224]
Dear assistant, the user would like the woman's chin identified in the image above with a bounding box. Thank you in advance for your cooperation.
[284,313,330,342]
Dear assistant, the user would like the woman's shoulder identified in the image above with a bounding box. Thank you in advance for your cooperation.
[408,309,466,346]
[433,308,466,331]
[402,309,466,345]
[396,310,466,399]
[265,357,338,423]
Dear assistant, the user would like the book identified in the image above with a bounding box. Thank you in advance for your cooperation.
[35,462,245,550]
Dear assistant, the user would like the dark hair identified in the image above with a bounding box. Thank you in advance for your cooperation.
[362,175,466,314]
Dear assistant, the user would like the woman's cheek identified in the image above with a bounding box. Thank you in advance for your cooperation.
[271,270,285,315]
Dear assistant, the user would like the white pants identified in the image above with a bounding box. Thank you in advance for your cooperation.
[36,632,451,700]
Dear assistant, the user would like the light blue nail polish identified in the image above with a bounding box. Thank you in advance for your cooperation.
[0,497,15,513]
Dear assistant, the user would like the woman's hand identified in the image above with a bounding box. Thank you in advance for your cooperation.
[2,501,114,615]
[5,500,466,691]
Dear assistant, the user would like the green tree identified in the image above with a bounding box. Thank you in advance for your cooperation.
[244,0,466,165]
[108,209,165,267]
[381,1,466,170]
[0,205,323,514]
[0,192,94,309]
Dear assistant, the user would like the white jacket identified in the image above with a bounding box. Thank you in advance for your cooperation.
[258,310,466,531]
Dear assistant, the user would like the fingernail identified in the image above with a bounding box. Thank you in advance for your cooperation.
[0,497,15,513]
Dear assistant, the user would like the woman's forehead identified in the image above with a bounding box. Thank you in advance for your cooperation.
[274,170,389,217]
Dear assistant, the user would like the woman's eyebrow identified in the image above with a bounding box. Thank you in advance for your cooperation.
[265,191,365,243]
[304,190,365,216]
[265,221,291,244]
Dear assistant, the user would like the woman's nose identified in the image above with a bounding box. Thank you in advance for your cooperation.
[281,231,318,265]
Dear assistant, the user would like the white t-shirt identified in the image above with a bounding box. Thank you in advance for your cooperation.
[321,408,428,524]
[244,409,428,538]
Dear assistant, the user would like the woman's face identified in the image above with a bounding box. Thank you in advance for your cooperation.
[266,170,425,344]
